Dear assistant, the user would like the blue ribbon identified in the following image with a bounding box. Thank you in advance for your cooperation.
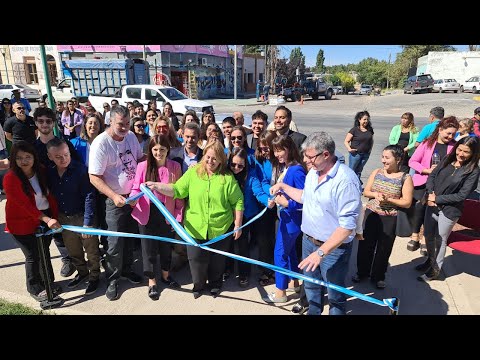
[125,191,145,205]
[40,184,399,312]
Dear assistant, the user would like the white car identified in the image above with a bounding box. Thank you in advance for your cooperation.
[433,79,461,93]
[0,84,41,101]
[461,76,480,93]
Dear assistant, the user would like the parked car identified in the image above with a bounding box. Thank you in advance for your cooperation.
[461,76,480,93]
[360,84,373,95]
[333,86,343,95]
[403,74,434,94]
[0,84,41,101]
[433,79,461,93]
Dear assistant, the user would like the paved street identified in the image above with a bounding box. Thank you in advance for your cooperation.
[1,92,479,315]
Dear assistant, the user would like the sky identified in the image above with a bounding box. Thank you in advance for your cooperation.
[280,45,470,67]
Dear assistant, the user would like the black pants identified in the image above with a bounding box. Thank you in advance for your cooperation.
[140,206,172,279]
[356,210,397,281]
[410,185,427,234]
[13,227,54,295]
[255,207,277,277]
[188,225,233,292]
[225,216,251,278]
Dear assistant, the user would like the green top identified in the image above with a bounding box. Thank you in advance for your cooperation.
[173,165,244,240]
[388,124,419,157]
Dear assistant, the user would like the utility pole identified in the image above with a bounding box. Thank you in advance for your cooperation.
[143,45,147,61]
[386,53,391,89]
[234,45,237,100]
[40,45,59,137]
[271,45,277,93]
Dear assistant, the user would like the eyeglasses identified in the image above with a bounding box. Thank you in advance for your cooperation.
[134,124,145,128]
[259,146,269,152]
[231,136,243,141]
[36,120,53,124]
[230,162,245,169]
[304,152,322,162]
[16,107,25,110]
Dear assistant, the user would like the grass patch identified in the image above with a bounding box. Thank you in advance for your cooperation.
[0,298,46,315]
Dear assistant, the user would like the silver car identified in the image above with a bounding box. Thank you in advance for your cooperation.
[0,83,41,101]
[433,79,461,93]
[461,76,480,93]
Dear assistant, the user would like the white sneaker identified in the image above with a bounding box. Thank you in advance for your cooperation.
[262,292,287,303]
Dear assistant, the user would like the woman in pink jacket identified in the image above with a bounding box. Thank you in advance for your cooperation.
[406,117,459,253]
[130,135,184,300]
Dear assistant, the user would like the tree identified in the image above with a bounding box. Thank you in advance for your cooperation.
[336,72,356,92]
[315,49,325,74]
[244,45,263,54]
[289,47,306,77]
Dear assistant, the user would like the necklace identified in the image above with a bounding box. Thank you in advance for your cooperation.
[451,163,461,176]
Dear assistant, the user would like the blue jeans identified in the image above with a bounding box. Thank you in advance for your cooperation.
[302,234,353,315]
[348,152,370,181]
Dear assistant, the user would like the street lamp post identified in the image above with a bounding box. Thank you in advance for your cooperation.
[0,48,10,83]
[187,59,193,98]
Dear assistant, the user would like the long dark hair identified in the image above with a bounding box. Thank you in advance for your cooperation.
[254,130,276,162]
[271,135,306,182]
[9,141,47,197]
[145,135,171,182]
[440,136,480,174]
[425,116,459,148]
[228,147,248,190]
[354,111,374,134]
[383,144,404,170]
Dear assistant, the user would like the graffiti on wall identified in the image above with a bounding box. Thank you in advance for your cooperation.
[194,68,228,99]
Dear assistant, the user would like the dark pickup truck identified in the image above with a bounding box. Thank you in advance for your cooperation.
[404,74,434,94]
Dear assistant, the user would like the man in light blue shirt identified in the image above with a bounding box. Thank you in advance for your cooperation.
[415,106,444,146]
[270,132,361,315]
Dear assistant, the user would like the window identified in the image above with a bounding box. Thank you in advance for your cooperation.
[126,87,141,99]
[145,88,164,102]
[24,57,38,84]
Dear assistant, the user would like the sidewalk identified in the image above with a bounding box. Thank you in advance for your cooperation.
[208,96,263,108]
[0,195,479,315]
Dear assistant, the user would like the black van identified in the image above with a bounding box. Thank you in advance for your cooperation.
[404,74,434,94]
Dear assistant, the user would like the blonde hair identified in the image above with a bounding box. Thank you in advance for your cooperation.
[401,112,418,134]
[197,140,228,178]
[458,117,473,134]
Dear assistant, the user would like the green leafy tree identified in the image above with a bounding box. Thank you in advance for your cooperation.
[337,71,356,92]
[289,47,306,77]
[315,49,325,74]
[244,45,263,54]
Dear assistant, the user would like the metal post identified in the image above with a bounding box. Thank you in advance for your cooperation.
[386,53,391,90]
[234,45,237,100]
[39,45,59,137]
[35,227,64,310]
[143,45,147,61]
[1,48,10,83]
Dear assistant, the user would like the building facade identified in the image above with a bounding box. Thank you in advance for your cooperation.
[57,45,244,99]
[417,51,480,85]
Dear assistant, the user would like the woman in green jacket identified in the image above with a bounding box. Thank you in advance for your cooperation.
[147,140,244,299]
[389,112,419,172]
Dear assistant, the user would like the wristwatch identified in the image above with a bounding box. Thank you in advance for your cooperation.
[317,248,325,258]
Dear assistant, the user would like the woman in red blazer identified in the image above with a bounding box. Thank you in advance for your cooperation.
[3,141,62,301]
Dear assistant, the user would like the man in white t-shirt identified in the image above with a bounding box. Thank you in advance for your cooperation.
[89,105,146,301]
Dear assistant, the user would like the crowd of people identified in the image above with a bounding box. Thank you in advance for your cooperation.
[1,91,479,315]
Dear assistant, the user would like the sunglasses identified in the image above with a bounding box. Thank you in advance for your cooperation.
[36,120,53,124]
[230,162,245,169]
[231,136,243,141]
[2,102,10,105]
[16,107,26,110]
[104,105,110,108]
[134,124,145,128]
[156,125,169,130]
